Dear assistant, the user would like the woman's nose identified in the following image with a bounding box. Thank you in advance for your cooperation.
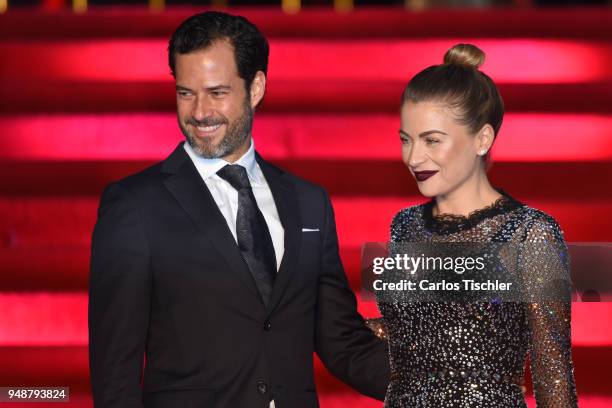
[407,143,426,169]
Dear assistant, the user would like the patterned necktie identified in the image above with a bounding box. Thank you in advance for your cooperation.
[217,164,277,306]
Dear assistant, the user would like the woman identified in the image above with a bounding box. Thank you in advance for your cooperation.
[368,44,578,407]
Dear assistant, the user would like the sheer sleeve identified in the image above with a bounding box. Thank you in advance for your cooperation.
[362,209,414,342]
[365,317,388,340]
[521,215,578,407]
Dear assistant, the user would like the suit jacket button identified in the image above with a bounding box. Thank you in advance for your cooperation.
[257,380,268,395]
[263,320,271,331]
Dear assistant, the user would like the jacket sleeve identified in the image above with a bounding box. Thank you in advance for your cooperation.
[89,182,152,408]
[314,187,390,401]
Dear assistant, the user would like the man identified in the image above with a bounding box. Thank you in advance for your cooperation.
[88,11,389,408]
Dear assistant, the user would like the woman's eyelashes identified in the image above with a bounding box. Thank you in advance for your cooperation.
[400,135,411,145]
[399,135,439,146]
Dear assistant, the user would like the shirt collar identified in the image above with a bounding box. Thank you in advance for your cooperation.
[183,138,264,185]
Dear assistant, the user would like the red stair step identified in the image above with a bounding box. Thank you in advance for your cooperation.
[1,196,611,249]
[1,8,611,40]
[1,160,611,199]
[1,197,611,290]
[0,113,610,162]
[1,39,610,83]
[0,342,610,395]
[0,294,611,347]
[2,80,611,114]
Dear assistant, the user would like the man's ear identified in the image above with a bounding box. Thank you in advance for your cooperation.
[249,71,266,109]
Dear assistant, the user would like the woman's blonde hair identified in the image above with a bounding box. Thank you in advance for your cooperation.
[402,43,505,164]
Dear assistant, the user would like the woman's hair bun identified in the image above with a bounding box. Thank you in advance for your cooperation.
[443,43,485,69]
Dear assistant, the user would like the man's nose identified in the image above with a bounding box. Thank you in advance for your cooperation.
[191,96,214,122]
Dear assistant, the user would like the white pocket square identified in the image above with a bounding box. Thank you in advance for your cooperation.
[302,228,320,232]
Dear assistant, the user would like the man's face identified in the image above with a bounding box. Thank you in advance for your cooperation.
[175,39,254,162]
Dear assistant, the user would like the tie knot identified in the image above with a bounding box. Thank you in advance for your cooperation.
[217,164,251,191]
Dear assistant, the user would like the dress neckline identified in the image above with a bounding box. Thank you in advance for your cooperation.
[422,188,524,234]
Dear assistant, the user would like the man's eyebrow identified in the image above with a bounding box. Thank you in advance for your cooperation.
[175,85,232,92]
[206,85,231,91]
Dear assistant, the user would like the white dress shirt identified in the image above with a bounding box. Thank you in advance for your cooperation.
[183,139,285,270]
[183,139,283,407]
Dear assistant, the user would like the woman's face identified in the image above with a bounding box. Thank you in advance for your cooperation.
[399,100,485,198]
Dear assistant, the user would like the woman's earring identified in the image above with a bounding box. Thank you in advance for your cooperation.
[478,149,488,156]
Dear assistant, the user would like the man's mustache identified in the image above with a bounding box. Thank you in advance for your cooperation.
[186,117,228,127]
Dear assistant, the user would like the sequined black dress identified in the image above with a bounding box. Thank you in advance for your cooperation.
[368,190,578,407]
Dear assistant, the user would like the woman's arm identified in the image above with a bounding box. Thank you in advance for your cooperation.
[523,215,578,407]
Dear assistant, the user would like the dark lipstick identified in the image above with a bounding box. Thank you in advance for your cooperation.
[414,171,438,182]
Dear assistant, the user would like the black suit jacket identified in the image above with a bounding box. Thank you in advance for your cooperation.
[88,142,390,408]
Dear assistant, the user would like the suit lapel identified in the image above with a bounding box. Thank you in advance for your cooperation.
[256,153,302,315]
[161,142,261,300]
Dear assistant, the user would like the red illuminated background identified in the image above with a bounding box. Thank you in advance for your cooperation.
[0,6,611,408]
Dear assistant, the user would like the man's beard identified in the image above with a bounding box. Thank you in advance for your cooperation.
[180,99,253,159]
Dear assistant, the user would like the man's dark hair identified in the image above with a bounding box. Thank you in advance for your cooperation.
[168,11,269,90]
